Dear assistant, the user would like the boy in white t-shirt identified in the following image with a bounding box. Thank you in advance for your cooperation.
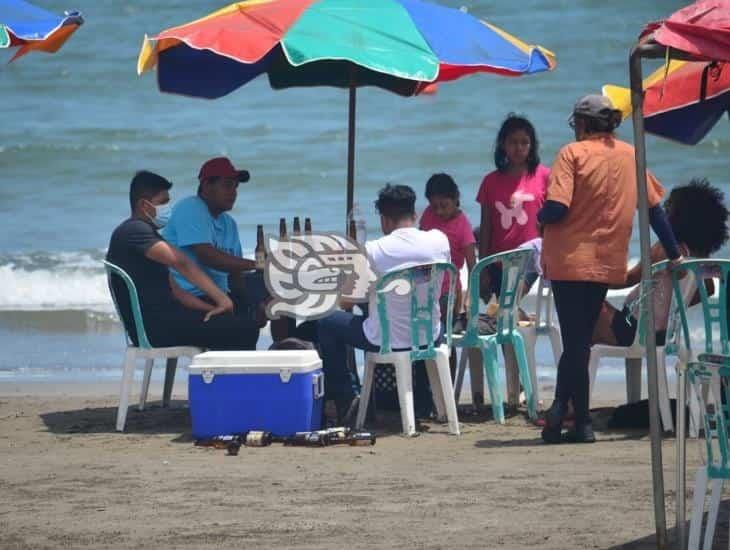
[317,184,451,423]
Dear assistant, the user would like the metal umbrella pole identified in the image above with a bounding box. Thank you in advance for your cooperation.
[346,66,357,230]
[629,46,668,550]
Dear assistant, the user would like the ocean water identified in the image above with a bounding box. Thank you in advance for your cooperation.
[0,0,727,382]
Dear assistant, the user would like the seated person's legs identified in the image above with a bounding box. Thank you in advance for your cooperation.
[146,306,259,350]
[316,310,377,414]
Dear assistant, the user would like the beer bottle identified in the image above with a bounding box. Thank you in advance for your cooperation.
[348,219,357,241]
[255,224,265,270]
[195,434,239,449]
[244,430,273,447]
[304,217,312,235]
[283,431,328,447]
[279,217,287,239]
[322,427,350,445]
[347,432,376,446]
[292,216,301,236]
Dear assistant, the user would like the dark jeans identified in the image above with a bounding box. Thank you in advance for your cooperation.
[144,305,259,350]
[551,280,608,425]
[316,311,377,405]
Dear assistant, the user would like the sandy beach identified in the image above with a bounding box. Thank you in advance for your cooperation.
[0,378,718,550]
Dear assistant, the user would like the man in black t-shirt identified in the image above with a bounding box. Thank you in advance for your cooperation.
[106,171,259,350]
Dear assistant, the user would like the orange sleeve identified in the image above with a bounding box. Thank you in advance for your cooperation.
[646,170,665,208]
[546,145,575,208]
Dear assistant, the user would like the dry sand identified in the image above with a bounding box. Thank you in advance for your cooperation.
[0,379,723,549]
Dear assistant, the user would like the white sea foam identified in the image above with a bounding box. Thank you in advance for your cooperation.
[0,251,111,311]
[0,264,111,310]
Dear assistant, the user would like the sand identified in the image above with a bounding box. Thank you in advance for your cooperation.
[0,378,720,550]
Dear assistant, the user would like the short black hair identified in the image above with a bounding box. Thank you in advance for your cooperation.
[374,184,416,221]
[666,178,729,257]
[494,114,541,174]
[129,170,172,211]
[425,173,459,201]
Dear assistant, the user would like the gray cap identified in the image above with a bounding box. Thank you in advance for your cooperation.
[571,94,620,120]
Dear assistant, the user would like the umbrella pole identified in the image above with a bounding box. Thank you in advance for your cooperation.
[629,49,668,550]
[346,68,357,231]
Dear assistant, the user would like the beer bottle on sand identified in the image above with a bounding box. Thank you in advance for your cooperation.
[304,218,312,234]
[292,216,301,236]
[244,431,273,447]
[279,218,287,239]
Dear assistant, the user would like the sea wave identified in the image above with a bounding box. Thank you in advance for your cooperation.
[0,250,110,311]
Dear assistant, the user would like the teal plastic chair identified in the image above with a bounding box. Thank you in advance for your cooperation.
[355,262,460,436]
[686,361,730,549]
[671,259,730,541]
[452,249,537,423]
[103,261,202,431]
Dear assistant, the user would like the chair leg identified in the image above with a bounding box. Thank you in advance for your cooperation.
[468,348,485,405]
[116,349,137,432]
[688,379,702,438]
[393,356,416,436]
[425,359,446,422]
[502,343,520,407]
[139,359,154,411]
[510,333,537,420]
[656,350,674,433]
[453,348,468,405]
[482,341,504,424]
[688,466,708,550]
[434,350,460,435]
[355,355,377,430]
[162,358,178,408]
[548,328,562,366]
[521,330,540,411]
[702,478,723,550]
[625,357,643,404]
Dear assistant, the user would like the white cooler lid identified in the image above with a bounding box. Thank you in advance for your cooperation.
[189,350,322,375]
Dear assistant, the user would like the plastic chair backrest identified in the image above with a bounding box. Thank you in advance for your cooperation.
[631,260,696,350]
[532,276,555,331]
[672,259,730,356]
[102,260,152,349]
[687,363,730,477]
[374,262,457,361]
[464,248,533,344]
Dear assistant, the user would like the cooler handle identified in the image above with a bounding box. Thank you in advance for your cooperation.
[312,373,325,400]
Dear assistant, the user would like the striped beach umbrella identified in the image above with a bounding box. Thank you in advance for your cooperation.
[0,0,83,62]
[137,0,556,221]
[604,59,730,145]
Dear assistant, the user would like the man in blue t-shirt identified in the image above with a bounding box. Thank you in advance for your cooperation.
[165,157,274,328]
[164,157,253,294]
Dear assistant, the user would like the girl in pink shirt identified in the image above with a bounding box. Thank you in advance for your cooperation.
[420,173,477,322]
[476,114,549,297]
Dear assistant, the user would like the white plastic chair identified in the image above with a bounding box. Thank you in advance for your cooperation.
[355,263,460,437]
[686,359,730,550]
[588,261,696,433]
[103,260,202,431]
[517,277,562,409]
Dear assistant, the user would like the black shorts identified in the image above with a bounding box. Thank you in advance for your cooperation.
[610,306,666,347]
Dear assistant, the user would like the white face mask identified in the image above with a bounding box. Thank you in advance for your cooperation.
[145,200,172,229]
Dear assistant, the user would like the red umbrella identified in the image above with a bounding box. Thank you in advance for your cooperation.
[640,0,730,62]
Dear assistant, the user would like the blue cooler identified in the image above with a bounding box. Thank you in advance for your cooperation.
[188,350,324,438]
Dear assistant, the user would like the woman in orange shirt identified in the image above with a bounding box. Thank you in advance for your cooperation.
[538,95,682,444]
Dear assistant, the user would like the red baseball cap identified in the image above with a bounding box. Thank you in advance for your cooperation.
[198,157,250,183]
